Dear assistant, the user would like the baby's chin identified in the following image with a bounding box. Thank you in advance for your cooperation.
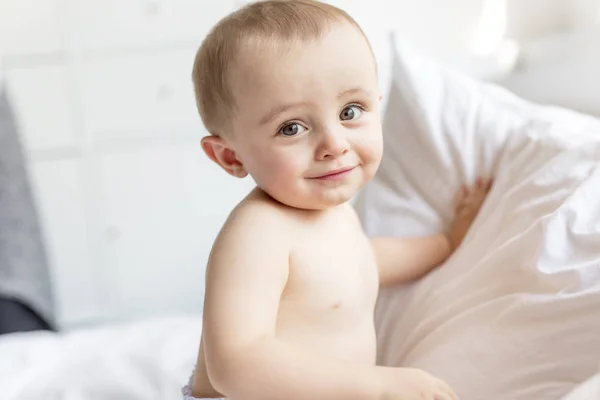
[266,186,360,211]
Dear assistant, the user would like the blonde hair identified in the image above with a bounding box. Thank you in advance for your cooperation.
[191,0,372,136]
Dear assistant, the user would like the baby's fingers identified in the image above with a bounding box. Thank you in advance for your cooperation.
[454,184,468,207]
[475,176,484,188]
[474,176,494,191]
[436,381,459,400]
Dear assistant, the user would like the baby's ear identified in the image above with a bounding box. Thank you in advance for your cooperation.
[201,135,248,178]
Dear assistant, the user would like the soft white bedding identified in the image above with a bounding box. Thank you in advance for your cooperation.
[354,35,600,400]
[0,316,201,400]
[0,316,597,400]
[561,373,600,400]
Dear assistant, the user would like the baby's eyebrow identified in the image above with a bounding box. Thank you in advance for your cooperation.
[337,87,373,99]
[259,101,309,126]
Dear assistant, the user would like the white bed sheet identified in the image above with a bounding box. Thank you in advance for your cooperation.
[0,311,596,400]
[560,373,600,400]
[0,316,202,400]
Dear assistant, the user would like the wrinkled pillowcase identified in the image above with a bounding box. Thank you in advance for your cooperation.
[354,35,600,400]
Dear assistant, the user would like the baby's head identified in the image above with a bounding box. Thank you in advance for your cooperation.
[193,0,383,210]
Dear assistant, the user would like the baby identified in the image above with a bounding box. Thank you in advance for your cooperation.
[184,1,491,399]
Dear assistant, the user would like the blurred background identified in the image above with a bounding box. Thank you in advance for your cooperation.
[0,0,599,331]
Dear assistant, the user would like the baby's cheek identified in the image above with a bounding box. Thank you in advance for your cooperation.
[358,132,383,165]
[262,152,304,185]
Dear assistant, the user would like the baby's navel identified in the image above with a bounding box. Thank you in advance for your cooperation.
[330,301,341,310]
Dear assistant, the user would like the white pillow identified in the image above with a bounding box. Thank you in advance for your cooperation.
[560,373,600,400]
[355,34,600,400]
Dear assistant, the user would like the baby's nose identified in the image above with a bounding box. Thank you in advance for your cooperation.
[315,129,350,160]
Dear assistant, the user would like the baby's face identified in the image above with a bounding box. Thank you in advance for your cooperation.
[228,22,383,210]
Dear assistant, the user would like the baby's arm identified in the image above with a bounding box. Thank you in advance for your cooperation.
[190,335,222,398]
[372,178,492,286]
[202,205,398,400]
[372,234,452,285]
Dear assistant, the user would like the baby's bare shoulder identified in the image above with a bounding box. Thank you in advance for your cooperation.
[229,191,296,230]
[210,191,296,257]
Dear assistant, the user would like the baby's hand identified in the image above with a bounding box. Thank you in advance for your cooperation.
[380,367,458,400]
[447,177,493,251]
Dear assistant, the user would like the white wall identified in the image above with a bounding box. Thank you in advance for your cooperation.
[506,0,600,39]
[494,0,600,117]
[2,0,595,329]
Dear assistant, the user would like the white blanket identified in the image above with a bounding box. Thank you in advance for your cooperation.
[0,315,597,399]
[561,373,600,400]
[0,316,201,400]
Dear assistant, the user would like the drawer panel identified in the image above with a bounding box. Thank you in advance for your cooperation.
[30,159,104,328]
[66,0,236,50]
[6,65,77,151]
[0,0,63,57]
[79,49,203,140]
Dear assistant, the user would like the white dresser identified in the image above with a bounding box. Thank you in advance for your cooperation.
[1,0,258,328]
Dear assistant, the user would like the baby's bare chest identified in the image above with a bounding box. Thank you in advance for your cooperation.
[282,221,379,316]
[275,212,379,363]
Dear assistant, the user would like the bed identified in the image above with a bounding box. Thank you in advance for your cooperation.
[0,316,202,399]
[0,316,597,400]
[1,30,599,400]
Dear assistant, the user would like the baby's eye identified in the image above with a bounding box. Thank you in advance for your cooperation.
[279,122,306,137]
[340,105,363,121]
